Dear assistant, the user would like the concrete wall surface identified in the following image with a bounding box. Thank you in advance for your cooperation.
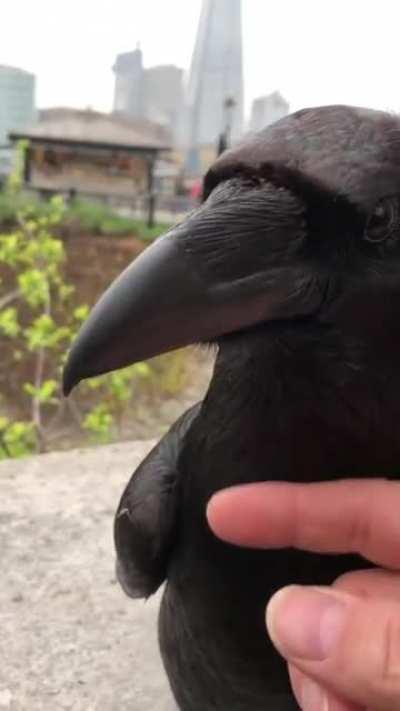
[1,442,177,710]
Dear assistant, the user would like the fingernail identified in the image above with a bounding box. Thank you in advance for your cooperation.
[301,678,328,711]
[266,586,348,661]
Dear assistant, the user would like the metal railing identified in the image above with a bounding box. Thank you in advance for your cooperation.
[21,184,198,225]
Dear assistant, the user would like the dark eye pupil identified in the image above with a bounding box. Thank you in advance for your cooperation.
[373,205,385,222]
[364,198,399,243]
[369,206,387,231]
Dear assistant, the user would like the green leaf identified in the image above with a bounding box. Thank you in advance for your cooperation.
[18,269,49,307]
[59,284,75,302]
[0,233,24,267]
[0,307,20,337]
[83,404,113,443]
[25,314,70,351]
[86,376,105,391]
[23,379,59,404]
[133,362,151,379]
[0,416,10,432]
[107,369,134,402]
[23,235,65,268]
[0,419,37,459]
[73,305,90,322]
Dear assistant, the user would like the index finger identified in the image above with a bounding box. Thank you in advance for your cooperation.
[206,479,400,570]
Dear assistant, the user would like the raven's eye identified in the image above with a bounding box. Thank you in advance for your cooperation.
[364,197,400,243]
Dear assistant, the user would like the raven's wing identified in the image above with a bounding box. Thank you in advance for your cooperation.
[114,402,201,599]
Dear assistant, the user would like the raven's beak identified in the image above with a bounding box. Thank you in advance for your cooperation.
[63,200,318,395]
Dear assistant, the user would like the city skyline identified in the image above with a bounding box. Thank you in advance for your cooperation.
[112,48,184,143]
[3,0,400,120]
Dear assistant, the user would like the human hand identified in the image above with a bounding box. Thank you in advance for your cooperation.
[207,479,400,711]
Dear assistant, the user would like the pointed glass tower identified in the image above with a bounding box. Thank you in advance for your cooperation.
[184,0,244,170]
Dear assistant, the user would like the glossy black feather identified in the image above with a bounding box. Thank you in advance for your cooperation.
[114,403,201,599]
[69,105,400,709]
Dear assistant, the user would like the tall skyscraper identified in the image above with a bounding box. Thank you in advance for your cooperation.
[0,65,35,144]
[113,46,144,119]
[249,92,290,133]
[143,65,184,137]
[184,0,244,171]
[0,65,36,178]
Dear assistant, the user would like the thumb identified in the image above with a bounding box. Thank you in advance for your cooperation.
[266,585,400,711]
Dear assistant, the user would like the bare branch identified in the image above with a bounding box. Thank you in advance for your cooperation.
[32,294,51,452]
[0,289,21,310]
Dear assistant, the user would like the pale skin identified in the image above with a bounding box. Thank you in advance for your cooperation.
[207,479,400,711]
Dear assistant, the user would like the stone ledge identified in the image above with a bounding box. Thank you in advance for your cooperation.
[1,442,177,710]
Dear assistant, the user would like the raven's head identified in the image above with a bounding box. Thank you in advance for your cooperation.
[63,105,400,394]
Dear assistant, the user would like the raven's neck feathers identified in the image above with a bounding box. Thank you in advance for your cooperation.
[189,322,400,499]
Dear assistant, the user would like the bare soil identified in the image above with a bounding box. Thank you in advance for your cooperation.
[0,229,215,447]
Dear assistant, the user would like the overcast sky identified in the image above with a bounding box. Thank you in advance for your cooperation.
[3,1,400,119]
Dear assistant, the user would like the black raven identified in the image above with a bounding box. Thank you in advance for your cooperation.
[63,105,400,710]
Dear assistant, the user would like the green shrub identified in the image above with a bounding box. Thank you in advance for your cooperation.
[0,145,182,458]
[64,200,169,241]
[0,192,186,458]
[0,191,169,243]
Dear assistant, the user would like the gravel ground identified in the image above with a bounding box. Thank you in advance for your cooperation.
[1,441,178,711]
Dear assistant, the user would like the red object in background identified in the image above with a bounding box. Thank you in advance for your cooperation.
[190,180,202,201]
